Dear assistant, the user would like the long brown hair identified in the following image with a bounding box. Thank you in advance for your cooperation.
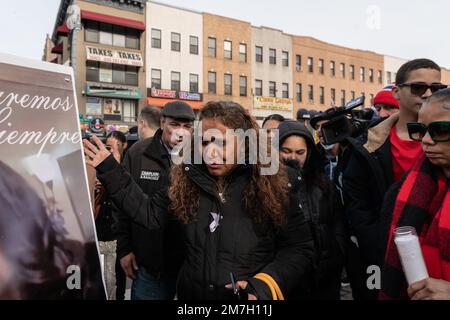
[169,101,289,227]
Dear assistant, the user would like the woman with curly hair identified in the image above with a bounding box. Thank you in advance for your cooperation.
[84,101,314,300]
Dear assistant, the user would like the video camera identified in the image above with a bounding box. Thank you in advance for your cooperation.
[314,96,374,145]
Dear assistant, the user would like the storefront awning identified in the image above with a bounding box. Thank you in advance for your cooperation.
[56,24,69,36]
[86,84,142,100]
[51,42,63,54]
[147,97,204,110]
[81,10,145,31]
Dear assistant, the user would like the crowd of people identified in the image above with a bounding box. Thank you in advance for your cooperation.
[83,58,450,300]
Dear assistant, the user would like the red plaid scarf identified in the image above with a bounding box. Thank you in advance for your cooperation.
[380,154,450,300]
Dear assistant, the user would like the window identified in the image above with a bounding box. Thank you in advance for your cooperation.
[330,61,336,77]
[171,71,180,91]
[125,66,138,86]
[190,36,199,55]
[86,61,99,81]
[224,74,232,95]
[350,65,355,80]
[126,29,140,49]
[318,59,324,74]
[99,23,113,45]
[112,26,126,48]
[85,22,140,49]
[307,57,313,73]
[308,85,314,103]
[320,87,325,104]
[369,69,374,83]
[387,71,392,84]
[151,69,161,89]
[240,76,247,97]
[351,91,356,100]
[91,63,137,86]
[123,100,137,123]
[282,51,289,67]
[85,21,99,43]
[296,83,302,102]
[296,55,302,71]
[224,41,232,59]
[208,72,216,94]
[269,49,276,64]
[151,29,161,48]
[282,83,289,98]
[190,74,199,93]
[208,37,216,57]
[255,80,263,96]
[340,63,345,78]
[378,70,383,84]
[239,44,247,63]
[360,67,365,82]
[100,62,113,83]
[255,46,263,63]
[118,65,138,86]
[171,33,181,52]
[269,81,276,97]
[331,88,336,104]
[340,90,346,106]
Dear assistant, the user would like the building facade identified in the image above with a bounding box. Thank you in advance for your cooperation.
[251,26,294,121]
[202,13,253,110]
[384,55,408,85]
[146,1,204,111]
[46,1,449,126]
[49,0,146,130]
[291,36,385,116]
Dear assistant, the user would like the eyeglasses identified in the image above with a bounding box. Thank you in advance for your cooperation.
[407,121,450,142]
[398,82,448,96]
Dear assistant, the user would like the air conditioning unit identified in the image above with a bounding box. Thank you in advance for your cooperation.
[296,66,302,72]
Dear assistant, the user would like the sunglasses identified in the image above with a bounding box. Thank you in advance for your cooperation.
[407,121,450,142]
[398,82,448,96]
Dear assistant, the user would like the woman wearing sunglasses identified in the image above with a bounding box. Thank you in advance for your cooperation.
[380,88,450,300]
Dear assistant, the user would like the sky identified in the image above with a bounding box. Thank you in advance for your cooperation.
[0,0,449,69]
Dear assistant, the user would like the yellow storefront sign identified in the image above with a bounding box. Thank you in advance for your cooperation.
[253,96,293,112]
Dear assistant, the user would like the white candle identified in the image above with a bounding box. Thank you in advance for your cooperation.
[394,227,429,285]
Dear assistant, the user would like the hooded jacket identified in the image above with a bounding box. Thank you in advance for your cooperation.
[279,121,346,299]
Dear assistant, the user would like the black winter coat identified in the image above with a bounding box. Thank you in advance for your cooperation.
[288,168,346,299]
[114,129,184,275]
[342,115,397,267]
[98,156,314,300]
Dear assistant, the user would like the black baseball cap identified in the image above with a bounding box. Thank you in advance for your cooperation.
[161,101,195,121]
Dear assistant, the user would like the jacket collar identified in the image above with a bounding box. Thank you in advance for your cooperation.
[364,112,399,153]
[143,129,171,169]
[182,163,253,203]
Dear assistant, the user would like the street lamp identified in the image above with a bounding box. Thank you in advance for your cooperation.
[66,2,81,72]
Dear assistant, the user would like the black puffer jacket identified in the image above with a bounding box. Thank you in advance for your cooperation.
[97,156,314,300]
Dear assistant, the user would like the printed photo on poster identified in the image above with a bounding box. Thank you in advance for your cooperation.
[0,53,106,300]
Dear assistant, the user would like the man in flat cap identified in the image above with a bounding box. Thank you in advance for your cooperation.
[115,101,195,300]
